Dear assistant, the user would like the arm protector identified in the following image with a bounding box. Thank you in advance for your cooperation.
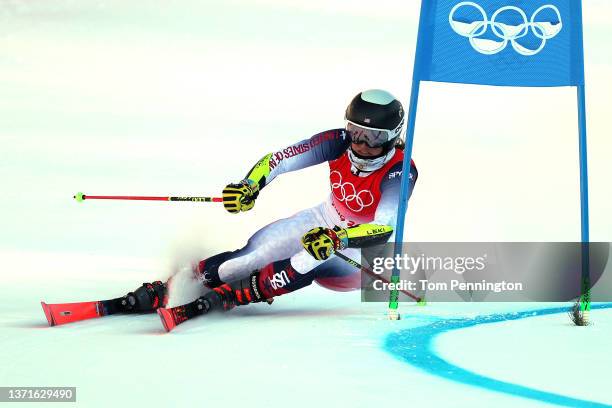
[336,224,393,249]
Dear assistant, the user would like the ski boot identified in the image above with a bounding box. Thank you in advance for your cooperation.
[104,281,168,314]
[158,272,268,331]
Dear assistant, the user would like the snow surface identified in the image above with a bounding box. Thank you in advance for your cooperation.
[2,0,612,407]
[1,251,611,407]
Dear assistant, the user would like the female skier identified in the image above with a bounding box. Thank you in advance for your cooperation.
[95,89,418,330]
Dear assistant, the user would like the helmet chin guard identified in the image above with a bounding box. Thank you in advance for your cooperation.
[347,147,396,175]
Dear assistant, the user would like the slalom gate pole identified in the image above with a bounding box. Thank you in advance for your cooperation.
[73,192,223,203]
[334,252,421,303]
[577,83,591,323]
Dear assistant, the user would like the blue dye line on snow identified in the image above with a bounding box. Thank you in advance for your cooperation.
[385,304,612,408]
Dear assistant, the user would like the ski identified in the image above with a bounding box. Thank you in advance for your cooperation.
[157,303,197,333]
[158,284,275,332]
[41,281,169,327]
[41,300,111,326]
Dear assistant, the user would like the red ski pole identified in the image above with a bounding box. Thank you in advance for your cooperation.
[73,192,223,203]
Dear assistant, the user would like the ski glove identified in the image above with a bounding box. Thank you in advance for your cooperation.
[302,224,394,260]
[222,179,260,213]
[301,227,344,261]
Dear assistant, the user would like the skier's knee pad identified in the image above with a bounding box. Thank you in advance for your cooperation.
[198,251,236,288]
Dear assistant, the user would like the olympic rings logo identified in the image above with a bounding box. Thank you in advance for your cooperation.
[330,171,374,213]
[449,2,563,56]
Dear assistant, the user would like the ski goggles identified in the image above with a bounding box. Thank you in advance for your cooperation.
[345,120,403,148]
